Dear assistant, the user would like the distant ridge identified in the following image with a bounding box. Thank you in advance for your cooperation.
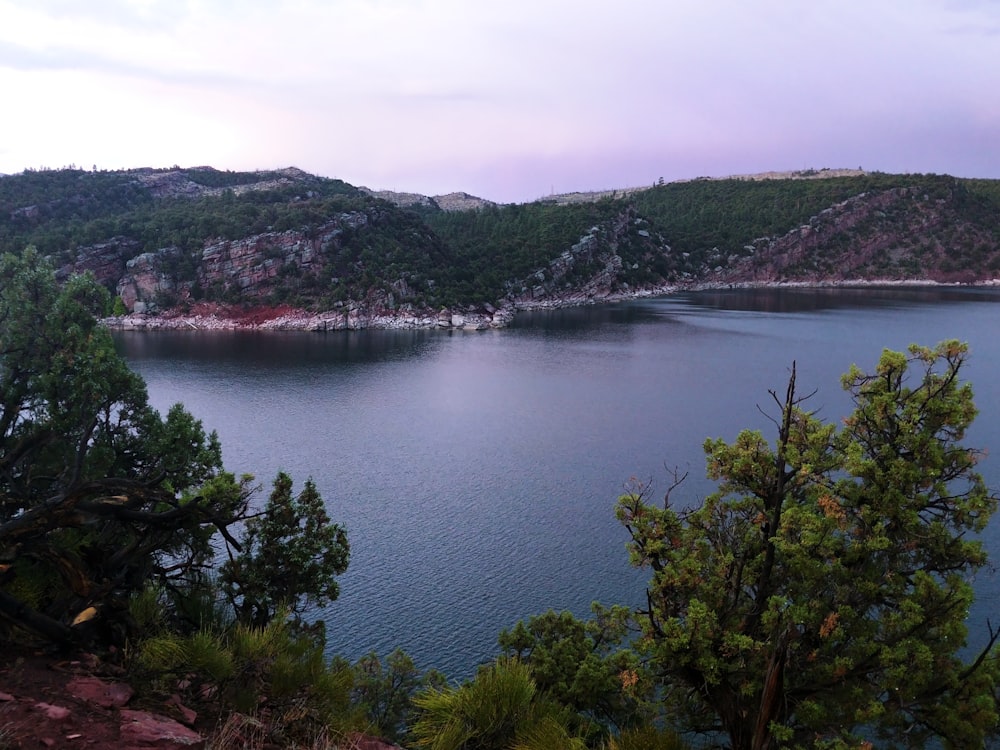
[359,186,496,211]
[366,169,871,208]
[537,168,869,206]
[2,165,999,329]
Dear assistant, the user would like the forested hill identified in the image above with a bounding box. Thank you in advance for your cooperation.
[2,166,999,327]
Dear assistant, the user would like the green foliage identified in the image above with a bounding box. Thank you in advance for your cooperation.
[4,168,1000,313]
[134,628,234,683]
[411,657,586,750]
[423,199,626,305]
[220,472,349,629]
[347,648,445,742]
[605,725,688,750]
[498,606,653,733]
[631,175,899,253]
[617,341,1000,749]
[0,252,350,672]
[129,613,358,739]
[0,250,248,645]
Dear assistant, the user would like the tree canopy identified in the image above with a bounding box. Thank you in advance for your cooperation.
[498,605,653,735]
[221,471,350,629]
[617,342,1000,749]
[0,250,348,647]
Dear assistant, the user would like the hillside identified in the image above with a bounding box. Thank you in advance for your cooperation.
[2,166,999,329]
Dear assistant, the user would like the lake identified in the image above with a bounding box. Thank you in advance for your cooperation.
[113,286,1000,678]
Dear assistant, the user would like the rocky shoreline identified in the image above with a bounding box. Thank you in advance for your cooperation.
[100,283,680,332]
[101,278,994,333]
[103,306,511,332]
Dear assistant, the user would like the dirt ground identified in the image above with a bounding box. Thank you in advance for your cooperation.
[0,647,208,749]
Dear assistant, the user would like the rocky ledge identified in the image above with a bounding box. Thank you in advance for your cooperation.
[100,283,690,333]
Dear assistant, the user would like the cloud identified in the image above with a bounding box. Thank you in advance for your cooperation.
[0,0,998,199]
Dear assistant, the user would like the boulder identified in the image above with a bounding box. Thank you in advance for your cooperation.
[119,709,205,748]
[35,702,71,721]
[67,675,134,708]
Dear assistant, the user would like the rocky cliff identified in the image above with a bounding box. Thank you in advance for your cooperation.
[715,181,1000,284]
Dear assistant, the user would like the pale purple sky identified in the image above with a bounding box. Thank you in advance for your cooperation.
[1,0,998,203]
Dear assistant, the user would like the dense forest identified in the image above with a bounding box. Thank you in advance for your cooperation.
[2,166,999,322]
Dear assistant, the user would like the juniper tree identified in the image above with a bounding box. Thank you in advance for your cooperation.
[618,342,1000,749]
[220,471,349,629]
[0,250,348,647]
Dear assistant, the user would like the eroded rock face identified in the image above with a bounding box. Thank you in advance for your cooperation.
[114,216,369,313]
[130,166,312,200]
[197,221,347,301]
[359,187,496,212]
[57,238,140,289]
[717,184,1000,284]
[504,208,662,307]
[117,247,185,313]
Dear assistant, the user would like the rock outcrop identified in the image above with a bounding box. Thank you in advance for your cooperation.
[130,166,316,200]
[56,237,139,288]
[717,183,1000,284]
[13,166,999,332]
[114,216,366,313]
[360,187,496,211]
[106,302,511,332]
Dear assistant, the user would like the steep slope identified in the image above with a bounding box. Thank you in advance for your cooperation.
[715,179,1000,283]
[2,167,460,316]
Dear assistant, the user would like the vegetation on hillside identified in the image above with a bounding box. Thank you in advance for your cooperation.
[3,167,1000,318]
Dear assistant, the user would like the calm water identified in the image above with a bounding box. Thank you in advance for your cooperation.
[114,287,1000,678]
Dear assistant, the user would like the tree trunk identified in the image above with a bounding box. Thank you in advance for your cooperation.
[0,590,76,646]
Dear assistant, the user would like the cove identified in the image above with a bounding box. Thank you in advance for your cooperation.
[113,286,1000,678]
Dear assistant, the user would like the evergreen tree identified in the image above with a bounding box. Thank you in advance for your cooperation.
[0,250,348,647]
[618,342,1000,749]
[221,471,349,628]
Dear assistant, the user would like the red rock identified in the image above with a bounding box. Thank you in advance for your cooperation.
[166,693,198,726]
[35,701,71,720]
[0,691,14,701]
[120,709,205,748]
[67,675,134,708]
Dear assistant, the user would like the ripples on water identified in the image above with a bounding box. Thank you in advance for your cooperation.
[115,287,1000,677]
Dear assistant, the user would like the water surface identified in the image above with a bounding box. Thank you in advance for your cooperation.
[115,287,1000,677]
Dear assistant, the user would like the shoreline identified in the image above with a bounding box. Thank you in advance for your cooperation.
[100,278,998,333]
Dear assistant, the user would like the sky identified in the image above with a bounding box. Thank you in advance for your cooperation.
[1,0,999,203]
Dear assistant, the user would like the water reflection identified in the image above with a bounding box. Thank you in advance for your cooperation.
[509,302,662,334]
[113,328,440,368]
[674,285,1000,313]
[509,286,1000,336]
